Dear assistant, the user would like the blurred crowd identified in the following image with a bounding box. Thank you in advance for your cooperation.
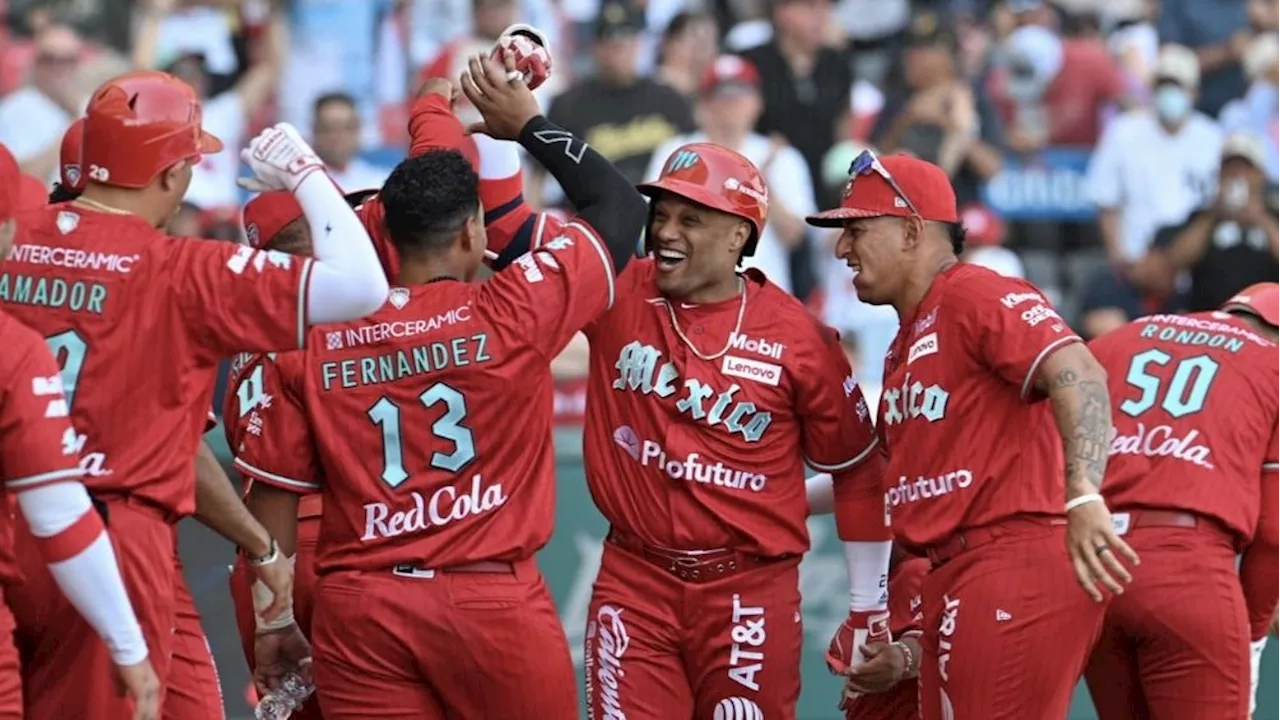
[1,0,1277,403]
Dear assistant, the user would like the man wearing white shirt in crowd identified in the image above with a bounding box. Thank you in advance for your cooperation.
[645,55,814,295]
[1086,43,1223,271]
[0,24,84,179]
[311,92,391,192]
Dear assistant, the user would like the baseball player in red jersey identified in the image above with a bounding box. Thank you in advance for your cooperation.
[1083,284,1280,720]
[1,70,390,719]
[0,144,159,719]
[237,56,645,718]
[807,151,1140,719]
[450,79,891,720]
[225,190,326,720]
[45,113,229,720]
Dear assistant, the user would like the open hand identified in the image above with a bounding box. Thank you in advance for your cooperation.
[1066,499,1139,602]
[460,53,542,140]
[114,657,160,720]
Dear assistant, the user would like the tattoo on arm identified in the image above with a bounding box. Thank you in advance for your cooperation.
[1048,366,1112,498]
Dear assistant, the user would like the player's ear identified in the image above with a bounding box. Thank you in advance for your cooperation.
[727,220,748,256]
[460,214,480,253]
[901,215,925,252]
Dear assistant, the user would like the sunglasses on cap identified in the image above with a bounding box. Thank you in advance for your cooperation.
[849,150,920,216]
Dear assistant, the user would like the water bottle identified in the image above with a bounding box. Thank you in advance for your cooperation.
[254,672,314,720]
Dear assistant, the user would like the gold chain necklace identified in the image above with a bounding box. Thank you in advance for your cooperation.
[662,276,747,362]
[72,197,131,216]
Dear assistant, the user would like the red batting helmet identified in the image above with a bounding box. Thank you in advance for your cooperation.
[82,71,222,189]
[1221,282,1280,327]
[59,118,86,191]
[637,142,769,256]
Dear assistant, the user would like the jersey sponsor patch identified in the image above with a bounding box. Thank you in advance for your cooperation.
[720,354,781,387]
[907,332,938,365]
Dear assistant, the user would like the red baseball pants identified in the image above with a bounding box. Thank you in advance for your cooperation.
[11,500,177,720]
[583,541,803,720]
[311,557,576,719]
[230,517,321,719]
[1084,522,1249,720]
[916,520,1106,720]
[166,555,225,720]
[0,596,22,720]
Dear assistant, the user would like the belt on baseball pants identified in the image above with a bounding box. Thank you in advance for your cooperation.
[1110,508,1224,538]
[606,529,782,584]
[923,516,1067,568]
[391,560,514,578]
[91,492,180,526]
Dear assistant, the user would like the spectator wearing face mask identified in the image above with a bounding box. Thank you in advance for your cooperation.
[1154,132,1279,312]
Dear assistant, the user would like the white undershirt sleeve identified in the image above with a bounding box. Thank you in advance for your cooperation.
[295,171,390,323]
[844,540,892,612]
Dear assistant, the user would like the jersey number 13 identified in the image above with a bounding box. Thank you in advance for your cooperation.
[368,383,477,489]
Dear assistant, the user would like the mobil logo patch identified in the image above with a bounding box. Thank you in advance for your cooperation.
[721,355,782,387]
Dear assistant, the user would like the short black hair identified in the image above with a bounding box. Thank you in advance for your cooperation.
[380,150,480,257]
[946,221,967,255]
[313,92,357,119]
[47,184,80,204]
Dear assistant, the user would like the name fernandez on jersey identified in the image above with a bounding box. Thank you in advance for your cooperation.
[321,333,491,390]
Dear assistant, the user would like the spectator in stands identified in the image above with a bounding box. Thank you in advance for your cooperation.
[989,18,1127,153]
[0,23,84,180]
[312,93,391,192]
[646,55,814,294]
[538,0,694,194]
[1155,132,1279,311]
[1087,44,1222,271]
[873,9,1004,207]
[1102,0,1160,102]
[832,0,910,88]
[1157,0,1254,116]
[960,203,1026,279]
[1080,44,1222,337]
[654,11,719,99]
[1220,33,1279,183]
[133,4,282,212]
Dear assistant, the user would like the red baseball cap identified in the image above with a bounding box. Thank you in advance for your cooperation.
[700,55,761,97]
[959,204,1005,246]
[242,191,303,248]
[806,152,958,227]
[60,118,86,191]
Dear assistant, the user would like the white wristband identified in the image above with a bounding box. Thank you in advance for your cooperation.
[1065,493,1105,513]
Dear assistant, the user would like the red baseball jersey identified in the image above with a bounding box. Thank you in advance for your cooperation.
[1088,311,1280,543]
[1,205,313,518]
[582,260,880,557]
[223,351,323,520]
[878,263,1081,548]
[0,310,84,580]
[233,220,615,572]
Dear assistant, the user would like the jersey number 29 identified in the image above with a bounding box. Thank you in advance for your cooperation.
[368,383,476,488]
[1120,350,1220,419]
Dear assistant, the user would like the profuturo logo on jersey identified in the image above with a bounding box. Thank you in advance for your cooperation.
[1108,423,1214,470]
[359,474,506,541]
[614,425,768,492]
[588,604,629,720]
[713,697,764,720]
[885,469,974,507]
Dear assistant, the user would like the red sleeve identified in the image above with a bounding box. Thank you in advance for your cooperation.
[231,357,321,494]
[0,325,84,490]
[480,220,616,358]
[168,239,314,362]
[956,273,1082,399]
[888,557,929,636]
[407,92,478,167]
[1241,419,1280,640]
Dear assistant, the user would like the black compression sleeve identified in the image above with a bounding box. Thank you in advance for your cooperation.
[517,116,646,274]
[489,214,537,272]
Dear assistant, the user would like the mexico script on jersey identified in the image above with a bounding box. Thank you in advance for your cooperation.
[1,206,313,518]
[1089,311,1279,544]
[0,311,84,581]
[877,264,1082,549]
[582,260,880,557]
[233,221,615,572]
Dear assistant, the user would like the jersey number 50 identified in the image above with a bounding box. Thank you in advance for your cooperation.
[368,383,476,489]
[1120,350,1220,419]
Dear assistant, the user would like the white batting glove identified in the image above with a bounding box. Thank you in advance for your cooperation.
[239,123,325,193]
[491,23,553,90]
